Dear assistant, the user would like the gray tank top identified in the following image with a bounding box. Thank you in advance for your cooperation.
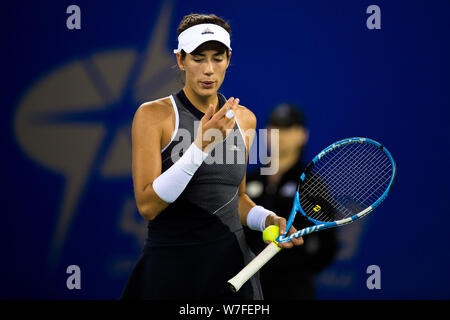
[145,89,262,299]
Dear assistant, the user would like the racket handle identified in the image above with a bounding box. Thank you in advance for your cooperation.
[227,242,281,292]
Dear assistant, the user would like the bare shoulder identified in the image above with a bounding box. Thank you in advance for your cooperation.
[235,104,257,131]
[133,96,173,126]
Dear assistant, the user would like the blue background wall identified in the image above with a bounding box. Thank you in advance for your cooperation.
[2,0,449,299]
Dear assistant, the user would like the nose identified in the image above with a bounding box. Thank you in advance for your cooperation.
[203,60,214,75]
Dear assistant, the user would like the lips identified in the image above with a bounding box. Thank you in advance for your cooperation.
[200,81,215,88]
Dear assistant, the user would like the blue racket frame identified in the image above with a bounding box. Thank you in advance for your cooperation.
[277,137,396,243]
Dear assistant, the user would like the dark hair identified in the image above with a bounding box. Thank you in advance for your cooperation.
[268,103,307,128]
[177,13,231,59]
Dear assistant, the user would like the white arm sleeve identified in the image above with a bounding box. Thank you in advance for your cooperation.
[152,143,209,203]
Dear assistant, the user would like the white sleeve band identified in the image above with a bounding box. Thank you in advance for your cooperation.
[247,205,276,232]
[152,143,209,203]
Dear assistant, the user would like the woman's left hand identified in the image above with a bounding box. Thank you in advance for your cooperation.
[264,214,304,249]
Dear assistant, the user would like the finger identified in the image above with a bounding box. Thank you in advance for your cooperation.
[231,97,239,109]
[221,103,238,135]
[278,218,287,236]
[278,241,293,249]
[287,225,297,235]
[274,225,298,249]
[287,227,303,246]
[284,226,303,247]
[223,115,236,131]
[225,109,235,120]
[291,236,304,246]
[265,239,290,249]
[213,97,235,119]
[202,104,214,122]
[225,98,239,120]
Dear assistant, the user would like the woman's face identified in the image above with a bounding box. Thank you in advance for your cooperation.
[178,49,230,97]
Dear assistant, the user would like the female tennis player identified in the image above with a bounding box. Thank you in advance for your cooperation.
[121,13,303,300]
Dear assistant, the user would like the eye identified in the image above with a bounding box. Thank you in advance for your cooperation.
[191,55,203,62]
[214,58,224,62]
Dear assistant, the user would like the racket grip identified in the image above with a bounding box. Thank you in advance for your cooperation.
[227,242,281,292]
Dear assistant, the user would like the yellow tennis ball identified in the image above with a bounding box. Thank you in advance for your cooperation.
[262,225,280,244]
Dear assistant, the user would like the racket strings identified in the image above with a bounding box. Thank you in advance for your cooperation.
[304,165,375,221]
[302,143,371,220]
[356,162,393,205]
[311,144,370,196]
[323,147,390,207]
[307,145,392,221]
[353,157,392,198]
[300,142,393,222]
[309,145,391,221]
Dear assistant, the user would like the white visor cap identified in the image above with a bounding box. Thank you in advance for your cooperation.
[173,23,231,54]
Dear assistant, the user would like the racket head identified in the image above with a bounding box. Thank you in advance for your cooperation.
[279,137,396,242]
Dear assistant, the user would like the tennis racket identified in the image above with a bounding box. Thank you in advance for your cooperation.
[228,137,396,292]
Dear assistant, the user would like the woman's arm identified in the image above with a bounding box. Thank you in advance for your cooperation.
[236,106,303,248]
[235,106,258,226]
[131,100,173,220]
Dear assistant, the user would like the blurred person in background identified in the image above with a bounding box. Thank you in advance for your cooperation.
[244,103,339,300]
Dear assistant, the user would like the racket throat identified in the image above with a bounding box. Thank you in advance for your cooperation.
[284,192,301,233]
